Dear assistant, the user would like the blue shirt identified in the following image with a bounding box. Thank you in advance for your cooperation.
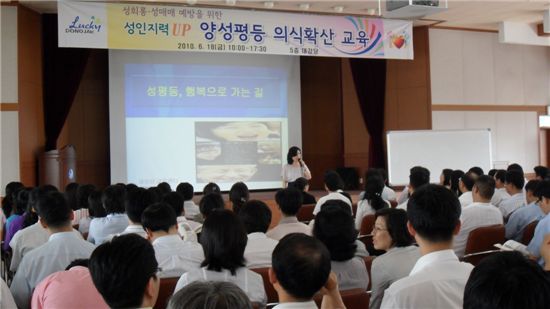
[505,202,545,241]
[527,212,550,266]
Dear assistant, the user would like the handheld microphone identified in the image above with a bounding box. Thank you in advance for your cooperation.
[298,158,303,167]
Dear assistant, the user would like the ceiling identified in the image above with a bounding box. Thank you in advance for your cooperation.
[14,0,550,31]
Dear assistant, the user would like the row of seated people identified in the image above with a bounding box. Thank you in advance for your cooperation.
[2,181,550,309]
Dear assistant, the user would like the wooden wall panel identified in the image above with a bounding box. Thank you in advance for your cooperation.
[17,5,44,187]
[300,56,343,189]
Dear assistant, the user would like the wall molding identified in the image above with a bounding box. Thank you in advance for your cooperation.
[432,104,546,115]
[429,26,498,33]
[0,103,18,111]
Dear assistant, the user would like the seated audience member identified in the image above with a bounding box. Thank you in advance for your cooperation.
[75,184,95,233]
[176,182,201,220]
[467,166,484,179]
[111,187,156,238]
[458,173,475,207]
[439,168,453,189]
[157,182,172,195]
[1,278,16,309]
[291,177,317,205]
[453,175,503,257]
[269,233,346,309]
[79,190,107,235]
[3,188,29,251]
[162,191,201,241]
[65,182,80,225]
[381,185,473,309]
[11,191,95,309]
[488,169,497,177]
[355,175,389,229]
[505,180,544,241]
[499,170,526,219]
[9,186,58,272]
[370,208,421,309]
[313,205,369,291]
[174,210,266,305]
[491,169,511,207]
[378,169,397,201]
[313,170,352,215]
[267,188,311,240]
[89,234,160,308]
[31,259,109,309]
[87,185,129,245]
[229,182,250,214]
[507,163,524,173]
[527,180,550,266]
[199,193,225,220]
[168,281,253,309]
[535,165,549,181]
[238,200,278,268]
[450,169,465,197]
[397,167,430,210]
[203,182,221,195]
[463,251,550,309]
[142,203,203,278]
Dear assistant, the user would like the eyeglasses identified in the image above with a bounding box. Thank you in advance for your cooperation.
[372,226,388,234]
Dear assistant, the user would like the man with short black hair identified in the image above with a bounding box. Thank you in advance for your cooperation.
[162,192,201,242]
[112,187,155,239]
[381,185,473,308]
[89,234,160,308]
[313,171,352,215]
[142,203,203,278]
[88,185,129,245]
[491,169,510,207]
[506,180,545,241]
[238,200,278,268]
[458,173,475,207]
[534,165,549,181]
[11,192,95,309]
[292,177,317,205]
[453,175,503,257]
[499,170,526,219]
[269,233,345,309]
[397,167,430,211]
[267,188,311,240]
[176,182,201,220]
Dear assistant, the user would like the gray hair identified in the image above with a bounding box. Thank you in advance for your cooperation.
[167,281,253,309]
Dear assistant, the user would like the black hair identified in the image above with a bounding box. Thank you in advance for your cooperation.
[464,251,550,309]
[66,259,90,270]
[162,192,184,217]
[2,181,24,216]
[409,169,430,190]
[76,184,95,210]
[36,191,72,228]
[23,185,58,228]
[313,205,357,261]
[362,175,387,211]
[238,200,272,234]
[176,182,194,201]
[320,200,352,216]
[534,180,550,199]
[275,187,303,216]
[203,182,221,195]
[505,170,525,190]
[374,208,414,247]
[450,170,465,196]
[324,170,344,192]
[534,166,549,179]
[460,173,475,192]
[507,163,524,175]
[200,210,247,275]
[199,193,225,218]
[494,169,507,184]
[13,188,30,216]
[102,185,126,214]
[157,182,172,195]
[64,182,80,211]
[525,180,540,194]
[229,182,249,214]
[168,281,253,309]
[441,169,453,186]
[292,177,309,191]
[488,169,497,177]
[468,167,484,177]
[146,187,163,203]
[474,175,495,200]
[126,183,138,192]
[142,202,177,233]
[89,234,158,308]
[286,146,301,165]
[407,184,461,243]
[272,233,331,300]
[126,187,156,224]
[88,190,107,218]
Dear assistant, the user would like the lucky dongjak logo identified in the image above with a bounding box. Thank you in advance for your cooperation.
[66,16,102,34]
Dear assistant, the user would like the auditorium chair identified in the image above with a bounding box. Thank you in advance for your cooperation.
[358,214,376,249]
[521,220,538,245]
[352,203,357,217]
[313,288,370,309]
[296,204,315,223]
[153,277,179,309]
[251,267,279,305]
[363,256,375,291]
[462,224,505,266]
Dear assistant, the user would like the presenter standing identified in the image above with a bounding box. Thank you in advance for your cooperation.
[282,146,311,188]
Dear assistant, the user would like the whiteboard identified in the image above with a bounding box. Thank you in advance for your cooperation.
[386,129,492,186]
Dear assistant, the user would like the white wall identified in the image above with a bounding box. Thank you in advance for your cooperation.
[429,28,549,171]
[1,6,20,196]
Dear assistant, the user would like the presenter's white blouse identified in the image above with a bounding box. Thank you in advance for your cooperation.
[282,164,310,183]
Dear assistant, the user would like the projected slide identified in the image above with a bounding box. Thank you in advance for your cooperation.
[114,55,300,191]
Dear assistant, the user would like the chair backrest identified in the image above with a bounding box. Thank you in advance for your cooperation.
[313,288,370,309]
[463,224,505,265]
[363,256,375,291]
[359,214,376,236]
[251,267,279,304]
[296,204,315,222]
[153,277,179,309]
[521,220,538,245]
[352,203,358,217]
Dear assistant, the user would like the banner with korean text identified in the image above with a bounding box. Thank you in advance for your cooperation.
[58,1,413,59]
